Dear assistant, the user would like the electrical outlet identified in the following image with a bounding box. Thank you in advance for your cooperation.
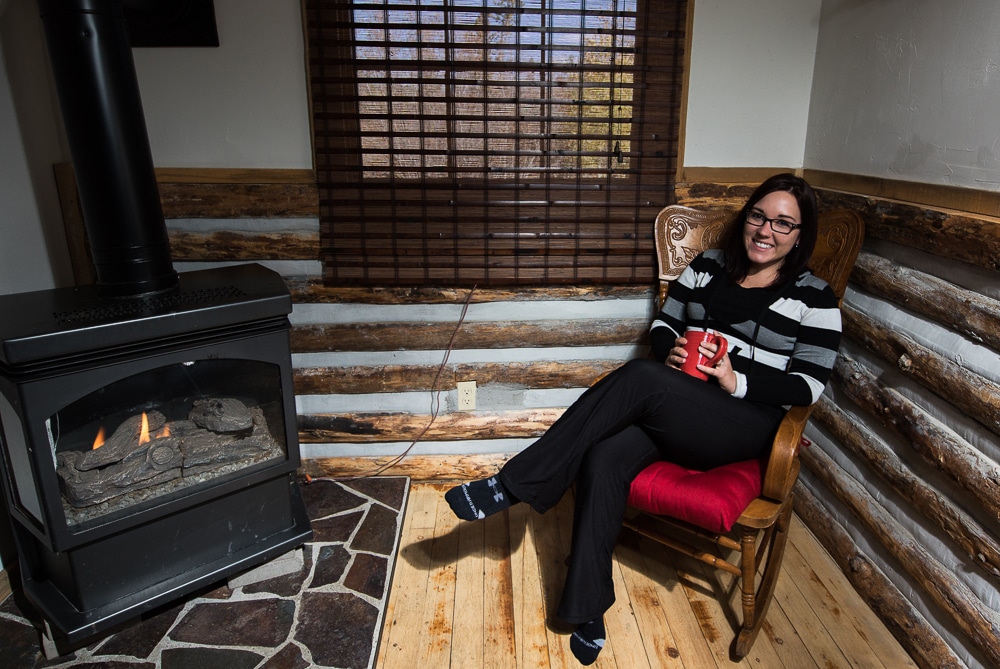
[456,380,476,411]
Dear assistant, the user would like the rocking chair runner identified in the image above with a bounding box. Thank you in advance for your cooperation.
[622,204,864,658]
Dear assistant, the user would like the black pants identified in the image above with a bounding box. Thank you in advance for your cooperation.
[498,358,784,624]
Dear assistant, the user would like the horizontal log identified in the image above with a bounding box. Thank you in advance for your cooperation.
[290,319,649,353]
[800,442,1000,667]
[322,264,657,285]
[833,355,1000,521]
[843,304,1000,437]
[816,190,1000,272]
[169,230,320,261]
[284,279,653,305]
[851,250,1000,352]
[154,168,315,185]
[673,181,757,210]
[297,408,563,443]
[159,182,318,219]
[300,452,513,481]
[813,397,1000,579]
[794,483,963,669]
[294,360,620,395]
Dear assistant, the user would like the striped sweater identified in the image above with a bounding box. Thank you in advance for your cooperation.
[649,249,842,407]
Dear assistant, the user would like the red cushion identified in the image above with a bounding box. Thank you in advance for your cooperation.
[627,458,765,533]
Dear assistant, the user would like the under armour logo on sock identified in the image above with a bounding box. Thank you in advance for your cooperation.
[488,477,505,503]
[445,476,513,522]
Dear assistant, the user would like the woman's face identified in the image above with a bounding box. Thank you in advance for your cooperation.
[743,190,802,275]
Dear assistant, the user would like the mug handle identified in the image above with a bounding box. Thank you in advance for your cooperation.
[706,334,728,366]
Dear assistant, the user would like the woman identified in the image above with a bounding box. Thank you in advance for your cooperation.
[444,173,841,665]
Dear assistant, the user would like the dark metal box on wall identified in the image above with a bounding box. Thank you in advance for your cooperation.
[0,263,312,646]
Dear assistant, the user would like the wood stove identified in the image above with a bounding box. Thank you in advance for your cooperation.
[0,0,312,649]
[0,264,312,646]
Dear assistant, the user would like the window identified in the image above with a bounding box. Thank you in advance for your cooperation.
[306,0,687,285]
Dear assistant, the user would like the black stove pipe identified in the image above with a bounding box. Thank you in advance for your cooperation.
[38,0,177,297]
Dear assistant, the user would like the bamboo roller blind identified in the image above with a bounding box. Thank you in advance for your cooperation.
[306,0,687,286]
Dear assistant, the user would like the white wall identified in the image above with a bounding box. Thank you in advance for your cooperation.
[806,0,1000,189]
[683,0,822,168]
[133,0,312,169]
[0,0,72,295]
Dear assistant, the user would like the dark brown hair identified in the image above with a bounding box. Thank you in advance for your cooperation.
[722,173,818,287]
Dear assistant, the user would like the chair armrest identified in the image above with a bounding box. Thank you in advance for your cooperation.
[760,405,812,501]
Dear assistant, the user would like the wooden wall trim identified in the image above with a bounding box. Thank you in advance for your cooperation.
[794,483,963,669]
[804,169,1000,220]
[154,167,316,184]
[817,190,999,272]
[680,166,1000,222]
[677,166,800,184]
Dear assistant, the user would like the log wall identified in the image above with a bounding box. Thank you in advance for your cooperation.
[57,165,1000,668]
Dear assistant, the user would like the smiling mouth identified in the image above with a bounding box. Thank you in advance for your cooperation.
[752,239,774,250]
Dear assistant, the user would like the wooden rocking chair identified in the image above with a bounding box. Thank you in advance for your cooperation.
[622,204,864,658]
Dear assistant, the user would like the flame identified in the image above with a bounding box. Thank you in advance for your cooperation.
[157,424,171,439]
[92,426,106,450]
[138,412,150,445]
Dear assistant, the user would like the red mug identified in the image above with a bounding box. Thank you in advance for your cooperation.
[679,330,728,381]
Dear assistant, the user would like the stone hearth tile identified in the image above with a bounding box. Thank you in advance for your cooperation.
[259,643,311,669]
[198,583,234,600]
[300,480,365,520]
[295,591,378,669]
[344,552,388,599]
[310,543,352,589]
[169,599,295,647]
[342,477,408,510]
[95,602,183,659]
[350,503,400,555]
[57,663,155,669]
[0,614,42,669]
[161,647,263,669]
[242,549,313,598]
[309,509,364,543]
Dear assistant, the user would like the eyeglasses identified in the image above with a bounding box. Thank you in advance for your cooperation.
[745,209,801,235]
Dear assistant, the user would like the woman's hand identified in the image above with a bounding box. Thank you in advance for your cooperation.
[664,336,688,371]
[666,335,738,394]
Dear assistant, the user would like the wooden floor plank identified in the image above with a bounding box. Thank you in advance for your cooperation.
[754,590,817,668]
[786,517,920,669]
[614,533,686,669]
[530,496,577,668]
[670,551,760,668]
[377,484,439,668]
[417,492,460,668]
[632,537,723,669]
[772,557,853,668]
[379,484,918,669]
[452,511,486,668]
[509,504,551,669]
[483,511,518,668]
